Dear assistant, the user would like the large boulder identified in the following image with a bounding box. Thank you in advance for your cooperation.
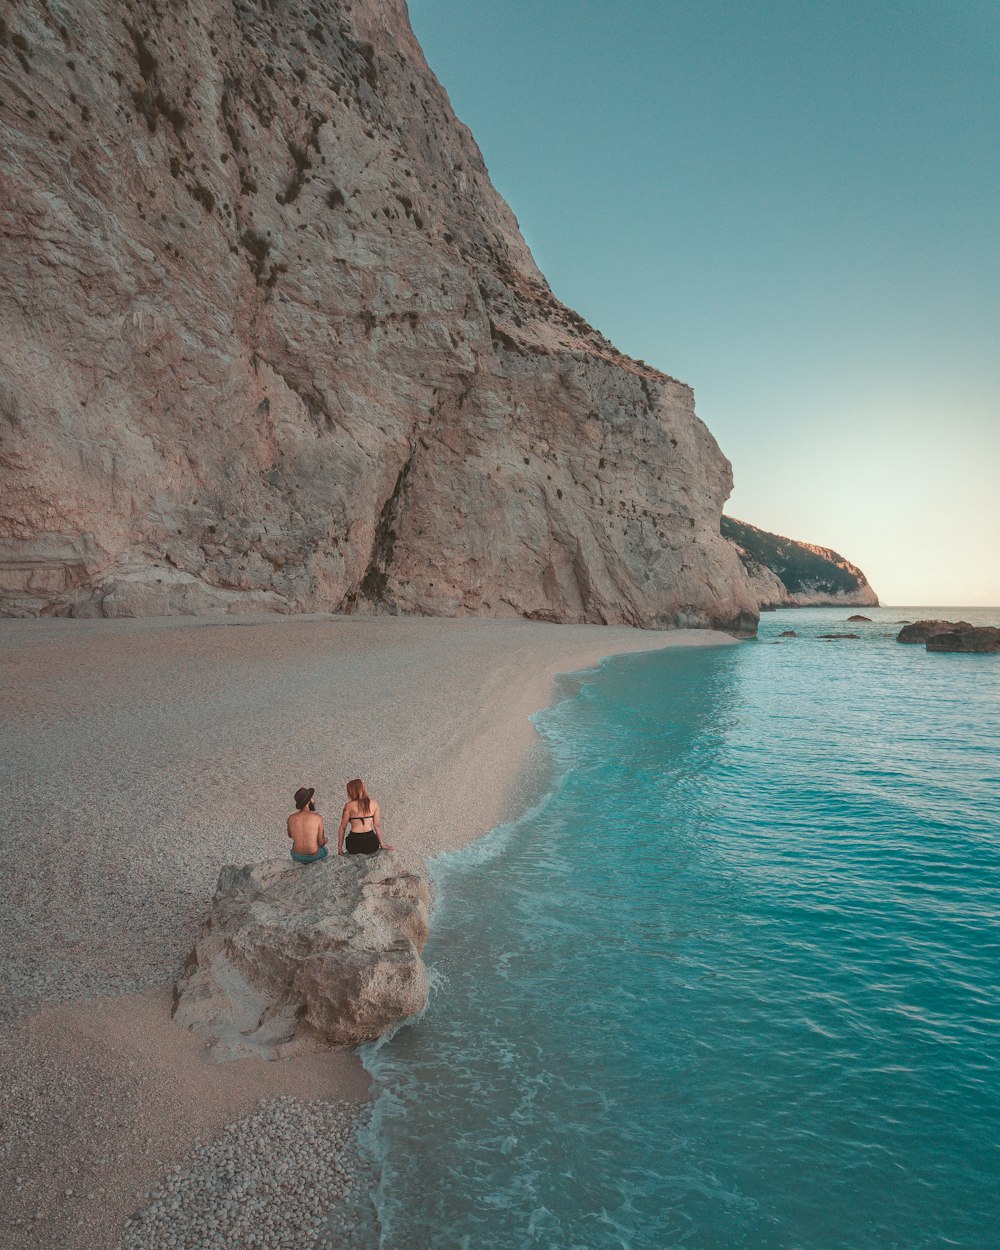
[173,853,431,1059]
[896,620,973,644]
[925,627,1000,654]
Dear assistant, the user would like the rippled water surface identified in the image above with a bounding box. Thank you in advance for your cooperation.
[362,608,1000,1250]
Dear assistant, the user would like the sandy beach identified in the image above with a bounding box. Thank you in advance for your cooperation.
[0,613,737,1249]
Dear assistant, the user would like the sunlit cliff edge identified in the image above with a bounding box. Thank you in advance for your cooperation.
[1,1,865,633]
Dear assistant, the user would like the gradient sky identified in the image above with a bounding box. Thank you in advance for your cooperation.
[409,0,1000,606]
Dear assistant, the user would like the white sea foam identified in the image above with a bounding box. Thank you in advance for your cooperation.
[362,606,1000,1248]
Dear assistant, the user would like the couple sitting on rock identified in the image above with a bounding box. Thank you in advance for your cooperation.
[287,778,395,864]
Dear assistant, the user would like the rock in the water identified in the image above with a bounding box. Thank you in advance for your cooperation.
[847,614,872,622]
[173,854,431,1058]
[778,629,798,637]
[925,627,1000,654]
[896,620,974,644]
[818,633,860,640]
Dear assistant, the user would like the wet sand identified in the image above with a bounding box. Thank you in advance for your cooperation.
[0,613,737,1248]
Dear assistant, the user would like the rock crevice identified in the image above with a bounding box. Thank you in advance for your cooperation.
[1,0,758,632]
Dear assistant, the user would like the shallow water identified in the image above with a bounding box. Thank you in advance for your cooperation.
[361,607,1000,1250]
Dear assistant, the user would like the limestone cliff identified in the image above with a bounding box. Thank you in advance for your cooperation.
[0,0,758,631]
[722,516,878,610]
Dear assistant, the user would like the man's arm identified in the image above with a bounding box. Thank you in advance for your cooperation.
[318,816,326,848]
[287,815,294,839]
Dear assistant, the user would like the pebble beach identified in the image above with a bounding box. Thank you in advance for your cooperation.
[0,612,734,1249]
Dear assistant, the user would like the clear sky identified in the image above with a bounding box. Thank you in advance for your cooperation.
[409,0,1000,606]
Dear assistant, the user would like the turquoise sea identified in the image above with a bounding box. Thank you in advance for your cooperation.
[360,607,1000,1250]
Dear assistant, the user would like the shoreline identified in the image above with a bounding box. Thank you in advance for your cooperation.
[0,613,739,1249]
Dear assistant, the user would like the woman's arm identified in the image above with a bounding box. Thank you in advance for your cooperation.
[337,805,350,854]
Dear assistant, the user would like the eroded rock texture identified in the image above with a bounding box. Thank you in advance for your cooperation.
[0,0,759,629]
[173,853,431,1058]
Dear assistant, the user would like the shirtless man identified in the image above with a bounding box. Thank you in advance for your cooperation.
[287,786,328,863]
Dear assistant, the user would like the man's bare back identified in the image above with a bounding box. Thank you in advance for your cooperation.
[287,807,325,855]
[287,786,327,862]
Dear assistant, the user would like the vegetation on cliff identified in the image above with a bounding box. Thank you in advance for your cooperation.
[722,516,877,606]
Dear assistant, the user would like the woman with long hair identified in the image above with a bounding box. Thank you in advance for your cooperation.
[337,778,394,855]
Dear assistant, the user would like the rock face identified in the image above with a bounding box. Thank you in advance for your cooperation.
[0,0,759,632]
[721,516,878,610]
[925,627,1000,653]
[173,853,431,1059]
[896,619,1000,652]
[896,620,973,644]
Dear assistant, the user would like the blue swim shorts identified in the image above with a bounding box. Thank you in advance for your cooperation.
[291,846,329,864]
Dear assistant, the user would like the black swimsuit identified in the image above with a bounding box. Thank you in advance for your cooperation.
[346,811,380,855]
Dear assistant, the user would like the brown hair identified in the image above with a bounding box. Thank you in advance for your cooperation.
[346,778,370,815]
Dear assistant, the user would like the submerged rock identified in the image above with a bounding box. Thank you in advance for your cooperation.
[818,633,860,640]
[847,615,872,622]
[925,627,1000,654]
[897,620,974,644]
[173,854,431,1059]
[778,630,798,637]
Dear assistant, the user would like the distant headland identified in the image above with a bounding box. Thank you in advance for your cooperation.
[721,516,878,610]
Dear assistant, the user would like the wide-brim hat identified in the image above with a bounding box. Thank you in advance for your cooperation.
[294,786,315,809]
